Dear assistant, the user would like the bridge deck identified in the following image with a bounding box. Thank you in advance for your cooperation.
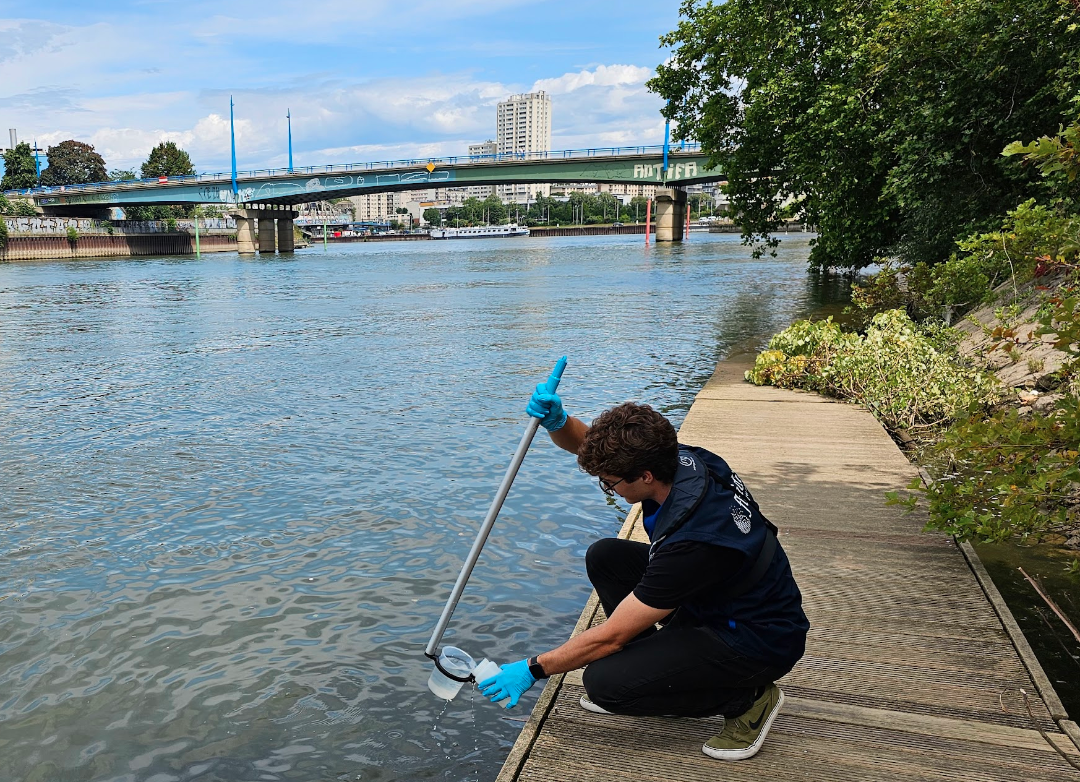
[496,361,1080,782]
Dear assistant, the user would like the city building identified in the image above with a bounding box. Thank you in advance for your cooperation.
[465,140,497,199]
[496,91,551,203]
[347,191,409,224]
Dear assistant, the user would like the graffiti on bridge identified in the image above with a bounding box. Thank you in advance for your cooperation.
[632,162,700,181]
[205,169,454,203]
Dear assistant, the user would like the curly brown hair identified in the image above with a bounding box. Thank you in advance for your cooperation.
[577,402,679,483]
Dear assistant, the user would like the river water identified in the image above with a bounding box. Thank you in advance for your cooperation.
[0,233,847,782]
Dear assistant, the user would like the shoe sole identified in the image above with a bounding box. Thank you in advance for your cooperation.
[579,695,615,714]
[579,695,614,714]
[701,688,784,761]
[579,695,716,721]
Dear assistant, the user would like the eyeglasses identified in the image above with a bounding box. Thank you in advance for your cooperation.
[598,475,630,496]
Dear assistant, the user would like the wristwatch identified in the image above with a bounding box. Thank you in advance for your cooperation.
[527,656,548,680]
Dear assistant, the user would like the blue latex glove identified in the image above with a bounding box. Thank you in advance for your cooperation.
[478,659,536,708]
[526,383,567,432]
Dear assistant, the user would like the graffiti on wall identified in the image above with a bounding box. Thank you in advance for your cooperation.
[3,217,236,235]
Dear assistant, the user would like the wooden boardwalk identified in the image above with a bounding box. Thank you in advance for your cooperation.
[497,361,1080,781]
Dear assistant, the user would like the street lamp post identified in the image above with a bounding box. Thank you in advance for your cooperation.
[287,109,293,173]
[32,140,42,183]
[230,95,238,198]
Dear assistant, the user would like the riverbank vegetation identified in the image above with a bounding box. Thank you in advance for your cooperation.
[748,131,1080,554]
[651,1,1080,556]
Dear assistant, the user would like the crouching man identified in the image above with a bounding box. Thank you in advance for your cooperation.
[478,385,809,761]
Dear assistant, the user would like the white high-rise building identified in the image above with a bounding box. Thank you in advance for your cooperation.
[496,91,551,203]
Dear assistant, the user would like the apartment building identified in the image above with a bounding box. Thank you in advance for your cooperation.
[347,191,408,223]
[496,91,551,203]
[465,140,497,199]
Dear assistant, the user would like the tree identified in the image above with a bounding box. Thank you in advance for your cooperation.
[109,169,137,181]
[140,141,195,179]
[39,141,108,186]
[461,196,484,225]
[2,142,39,190]
[689,193,712,218]
[423,207,442,227]
[649,0,1080,270]
[0,195,34,216]
[481,194,508,225]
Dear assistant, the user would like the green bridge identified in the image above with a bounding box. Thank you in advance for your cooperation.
[24,145,718,210]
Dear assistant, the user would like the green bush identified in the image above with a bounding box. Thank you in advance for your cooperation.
[165,217,178,233]
[928,201,1076,307]
[13,200,36,217]
[889,281,1080,545]
[66,226,79,244]
[0,218,8,249]
[745,318,856,392]
[0,194,10,215]
[747,310,998,430]
[909,396,1080,543]
[1004,120,1080,186]
[850,201,1080,323]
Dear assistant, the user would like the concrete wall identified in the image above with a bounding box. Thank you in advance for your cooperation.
[0,234,237,261]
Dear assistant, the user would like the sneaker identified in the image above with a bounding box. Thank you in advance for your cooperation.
[702,684,784,761]
[578,694,613,714]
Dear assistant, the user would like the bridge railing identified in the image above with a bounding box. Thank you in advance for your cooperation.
[3,142,703,199]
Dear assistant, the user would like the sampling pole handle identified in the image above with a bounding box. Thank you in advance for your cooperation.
[424,357,567,658]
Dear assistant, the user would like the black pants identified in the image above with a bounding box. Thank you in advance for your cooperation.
[581,538,795,718]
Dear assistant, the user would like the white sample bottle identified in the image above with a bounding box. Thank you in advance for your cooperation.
[473,659,509,705]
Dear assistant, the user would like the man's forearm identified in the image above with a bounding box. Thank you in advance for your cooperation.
[534,623,624,676]
[532,594,673,677]
[550,415,588,454]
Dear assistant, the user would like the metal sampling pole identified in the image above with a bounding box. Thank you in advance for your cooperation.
[424,356,567,669]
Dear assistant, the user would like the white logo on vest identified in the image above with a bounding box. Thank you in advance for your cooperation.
[679,454,695,468]
[733,509,752,534]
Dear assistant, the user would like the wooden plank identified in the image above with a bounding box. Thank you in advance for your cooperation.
[518,686,1077,782]
[784,695,1077,756]
[1063,720,1080,753]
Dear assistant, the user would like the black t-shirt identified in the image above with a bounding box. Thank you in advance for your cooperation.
[633,540,746,610]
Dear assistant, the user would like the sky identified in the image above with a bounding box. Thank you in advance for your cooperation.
[0,1,681,176]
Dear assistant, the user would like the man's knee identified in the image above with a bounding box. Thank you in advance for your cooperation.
[585,537,626,582]
[581,656,626,708]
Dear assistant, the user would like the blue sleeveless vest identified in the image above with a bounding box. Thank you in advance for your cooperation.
[648,446,809,665]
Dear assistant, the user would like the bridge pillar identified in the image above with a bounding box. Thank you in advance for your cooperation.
[258,217,277,253]
[236,215,257,254]
[653,187,687,242]
[277,218,295,253]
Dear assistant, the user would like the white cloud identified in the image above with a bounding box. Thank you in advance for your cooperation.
[0,20,67,62]
[532,64,654,95]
